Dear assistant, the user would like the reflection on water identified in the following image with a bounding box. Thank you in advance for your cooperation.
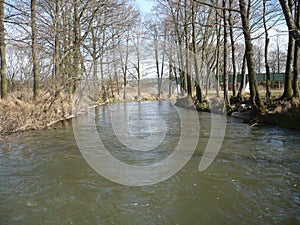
[0,101,299,224]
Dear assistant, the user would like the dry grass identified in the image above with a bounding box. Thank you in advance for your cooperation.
[0,89,73,134]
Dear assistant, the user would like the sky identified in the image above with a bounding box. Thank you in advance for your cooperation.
[135,0,154,15]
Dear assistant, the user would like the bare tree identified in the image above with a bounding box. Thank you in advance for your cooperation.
[31,0,40,100]
[279,0,300,46]
[239,0,264,111]
[229,0,237,97]
[223,0,230,107]
[263,0,271,102]
[119,30,130,100]
[215,8,222,98]
[0,0,6,99]
[132,19,142,99]
[281,39,294,98]
[54,0,60,80]
[71,0,79,94]
[281,0,294,99]
[152,23,164,98]
[191,1,202,102]
[292,0,299,98]
[237,53,247,99]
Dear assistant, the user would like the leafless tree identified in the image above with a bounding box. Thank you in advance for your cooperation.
[31,0,40,100]
[239,0,264,111]
[0,0,7,99]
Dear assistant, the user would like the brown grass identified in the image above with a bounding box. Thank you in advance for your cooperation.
[0,89,73,134]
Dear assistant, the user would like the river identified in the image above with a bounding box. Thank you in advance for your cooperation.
[0,101,299,224]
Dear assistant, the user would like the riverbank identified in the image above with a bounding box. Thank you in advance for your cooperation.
[247,100,300,131]
[0,91,164,135]
[193,96,300,131]
[1,92,299,135]
[0,91,73,135]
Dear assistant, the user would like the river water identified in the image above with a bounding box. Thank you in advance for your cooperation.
[0,101,299,224]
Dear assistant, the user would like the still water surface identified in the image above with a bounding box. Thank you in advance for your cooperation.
[0,101,299,224]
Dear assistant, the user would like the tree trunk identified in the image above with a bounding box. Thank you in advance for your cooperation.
[168,42,173,97]
[279,0,300,47]
[215,10,221,98]
[154,27,163,98]
[123,73,127,100]
[72,0,79,94]
[293,0,300,98]
[282,0,294,100]
[91,28,98,98]
[113,36,119,97]
[184,0,192,96]
[31,0,40,100]
[223,0,230,107]
[229,0,237,97]
[239,0,264,111]
[137,51,141,98]
[238,53,247,99]
[0,0,7,99]
[192,2,202,102]
[263,0,271,102]
[61,3,70,88]
[159,27,166,98]
[120,32,129,100]
[54,0,60,81]
[282,34,294,99]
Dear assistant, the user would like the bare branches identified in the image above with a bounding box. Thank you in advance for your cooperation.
[192,0,240,13]
[279,0,300,45]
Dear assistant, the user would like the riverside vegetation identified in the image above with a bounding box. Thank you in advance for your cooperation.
[1,87,299,135]
[1,0,300,134]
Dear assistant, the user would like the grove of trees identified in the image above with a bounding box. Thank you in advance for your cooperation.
[0,0,300,114]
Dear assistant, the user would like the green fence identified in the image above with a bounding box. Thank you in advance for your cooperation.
[220,73,286,83]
